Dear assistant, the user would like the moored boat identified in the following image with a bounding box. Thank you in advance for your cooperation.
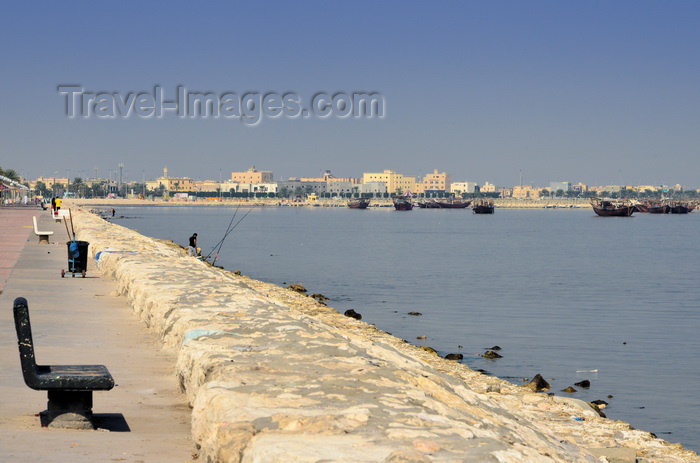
[472,200,494,214]
[436,200,471,208]
[648,204,670,214]
[393,197,413,211]
[591,200,634,217]
[669,203,690,214]
[347,198,370,209]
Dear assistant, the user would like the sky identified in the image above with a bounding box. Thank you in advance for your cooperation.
[1,1,699,187]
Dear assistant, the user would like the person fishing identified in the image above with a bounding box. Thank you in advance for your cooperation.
[188,233,198,257]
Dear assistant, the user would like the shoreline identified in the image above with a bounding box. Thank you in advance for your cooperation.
[73,197,592,210]
[69,202,699,462]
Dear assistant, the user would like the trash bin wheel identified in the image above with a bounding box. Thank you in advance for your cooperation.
[81,270,86,278]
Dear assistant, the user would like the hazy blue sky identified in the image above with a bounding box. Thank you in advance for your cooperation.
[2,1,699,187]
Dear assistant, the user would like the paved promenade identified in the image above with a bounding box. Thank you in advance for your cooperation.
[0,208,196,462]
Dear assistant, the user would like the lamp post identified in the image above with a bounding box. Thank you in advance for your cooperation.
[219,169,222,200]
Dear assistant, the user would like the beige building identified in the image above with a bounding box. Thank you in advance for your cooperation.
[362,170,419,194]
[571,182,588,193]
[32,177,69,189]
[511,185,540,199]
[146,167,195,192]
[193,180,223,192]
[300,170,358,184]
[480,181,497,193]
[231,166,273,184]
[634,185,661,193]
[422,169,451,192]
[451,182,479,194]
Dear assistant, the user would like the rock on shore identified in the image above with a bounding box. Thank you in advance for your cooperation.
[72,208,699,463]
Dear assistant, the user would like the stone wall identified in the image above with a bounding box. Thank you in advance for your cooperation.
[72,209,698,462]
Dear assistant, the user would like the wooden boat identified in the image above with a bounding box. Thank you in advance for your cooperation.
[347,199,370,209]
[436,200,471,209]
[417,200,439,208]
[393,197,413,211]
[591,200,634,217]
[472,201,494,214]
[669,203,690,214]
[648,204,670,214]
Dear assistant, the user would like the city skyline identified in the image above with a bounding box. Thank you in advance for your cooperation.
[2,2,700,187]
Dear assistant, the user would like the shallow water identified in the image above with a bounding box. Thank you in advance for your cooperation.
[114,205,700,452]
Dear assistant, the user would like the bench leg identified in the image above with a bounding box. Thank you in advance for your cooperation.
[38,235,50,244]
[41,390,94,429]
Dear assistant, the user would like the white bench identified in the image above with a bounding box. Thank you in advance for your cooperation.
[51,209,70,223]
[33,216,54,244]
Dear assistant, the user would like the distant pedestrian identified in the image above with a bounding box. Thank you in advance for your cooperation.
[55,197,62,210]
[188,233,198,257]
[111,208,115,217]
[51,197,56,212]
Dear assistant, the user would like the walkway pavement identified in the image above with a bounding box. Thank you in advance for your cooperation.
[0,208,196,462]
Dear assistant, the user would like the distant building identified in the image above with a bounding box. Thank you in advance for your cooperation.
[277,179,327,196]
[326,181,358,195]
[634,185,661,193]
[571,182,588,193]
[450,182,479,194]
[512,185,539,199]
[498,187,513,198]
[549,181,571,192]
[362,170,419,195]
[32,177,69,189]
[231,166,273,184]
[480,182,497,193]
[421,169,451,193]
[300,170,358,184]
[357,182,388,195]
[146,167,195,192]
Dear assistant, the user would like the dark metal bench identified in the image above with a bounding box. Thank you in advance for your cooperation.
[13,297,115,429]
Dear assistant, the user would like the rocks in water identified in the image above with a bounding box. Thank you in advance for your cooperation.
[233,270,242,275]
[489,345,502,351]
[288,283,307,293]
[310,293,329,301]
[607,395,614,399]
[444,353,463,361]
[344,309,362,320]
[591,399,609,409]
[457,345,463,349]
[407,312,422,316]
[562,386,577,393]
[416,335,426,340]
[524,374,551,392]
[574,380,591,388]
[419,346,437,355]
[482,350,502,359]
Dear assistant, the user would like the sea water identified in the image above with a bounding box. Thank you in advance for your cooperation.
[114,205,700,452]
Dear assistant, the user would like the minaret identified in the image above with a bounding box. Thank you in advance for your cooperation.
[164,167,169,179]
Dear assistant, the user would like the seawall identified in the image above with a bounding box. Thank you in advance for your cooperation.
[71,208,698,462]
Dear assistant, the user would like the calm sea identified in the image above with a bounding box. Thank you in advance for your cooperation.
[113,205,700,452]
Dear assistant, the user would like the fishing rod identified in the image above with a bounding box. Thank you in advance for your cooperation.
[211,205,256,266]
[204,202,241,260]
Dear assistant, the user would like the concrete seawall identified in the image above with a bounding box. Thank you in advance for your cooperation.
[72,209,698,462]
